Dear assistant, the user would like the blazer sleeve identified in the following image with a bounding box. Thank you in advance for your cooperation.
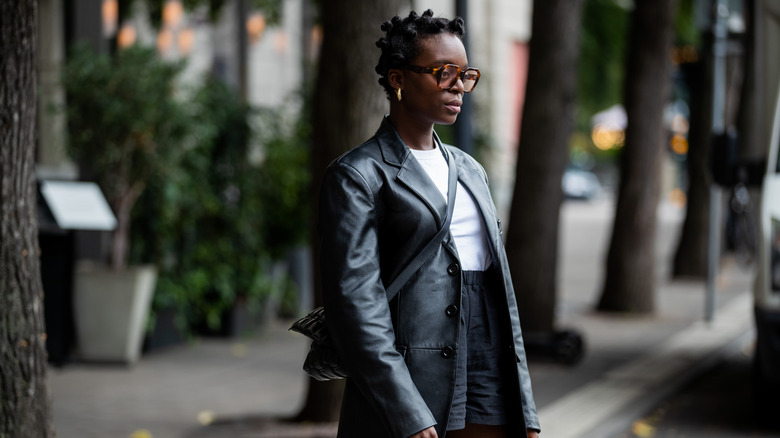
[318,161,437,438]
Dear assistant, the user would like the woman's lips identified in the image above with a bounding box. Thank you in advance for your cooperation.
[445,100,462,113]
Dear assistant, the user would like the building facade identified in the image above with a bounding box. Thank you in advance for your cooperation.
[38,0,533,215]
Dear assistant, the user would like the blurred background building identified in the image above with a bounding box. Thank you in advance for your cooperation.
[36,0,535,215]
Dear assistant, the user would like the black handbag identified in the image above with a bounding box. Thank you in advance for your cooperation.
[290,307,348,380]
[290,146,458,381]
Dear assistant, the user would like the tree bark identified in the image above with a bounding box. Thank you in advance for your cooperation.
[295,0,402,423]
[736,0,757,160]
[505,0,584,334]
[598,0,679,313]
[0,0,54,436]
[672,38,714,278]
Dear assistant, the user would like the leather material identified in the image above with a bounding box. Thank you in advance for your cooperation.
[319,117,540,438]
[293,156,456,382]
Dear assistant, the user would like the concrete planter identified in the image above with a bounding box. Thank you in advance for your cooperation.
[73,262,157,364]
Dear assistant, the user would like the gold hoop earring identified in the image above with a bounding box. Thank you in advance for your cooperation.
[396,88,402,101]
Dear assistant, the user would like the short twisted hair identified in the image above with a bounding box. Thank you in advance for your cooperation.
[374,9,466,98]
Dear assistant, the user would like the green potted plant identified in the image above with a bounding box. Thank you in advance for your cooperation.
[253,103,311,319]
[132,80,312,339]
[132,76,270,338]
[63,43,190,363]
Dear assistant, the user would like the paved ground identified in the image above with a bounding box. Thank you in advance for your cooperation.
[609,336,780,438]
[48,199,757,438]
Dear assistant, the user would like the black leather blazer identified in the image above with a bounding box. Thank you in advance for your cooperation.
[319,117,540,438]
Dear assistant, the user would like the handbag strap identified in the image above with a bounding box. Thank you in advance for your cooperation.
[385,144,458,302]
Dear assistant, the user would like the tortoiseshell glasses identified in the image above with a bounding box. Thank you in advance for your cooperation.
[400,64,481,93]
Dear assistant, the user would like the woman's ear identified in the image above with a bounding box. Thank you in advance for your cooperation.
[387,69,404,90]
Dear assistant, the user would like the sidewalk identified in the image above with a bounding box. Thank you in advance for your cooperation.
[48,199,755,438]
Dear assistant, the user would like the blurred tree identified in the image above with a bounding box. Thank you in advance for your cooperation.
[672,0,714,278]
[675,0,700,46]
[505,0,585,334]
[672,0,749,277]
[63,45,190,271]
[672,42,714,277]
[736,0,756,159]
[578,0,629,127]
[0,0,53,436]
[598,0,679,312]
[293,0,403,423]
[129,76,278,337]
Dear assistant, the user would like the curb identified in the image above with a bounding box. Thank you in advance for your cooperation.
[537,292,754,438]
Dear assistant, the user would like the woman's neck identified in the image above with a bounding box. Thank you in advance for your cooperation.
[387,112,435,150]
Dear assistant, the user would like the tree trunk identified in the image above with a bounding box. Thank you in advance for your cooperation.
[110,181,144,271]
[672,37,714,278]
[736,0,757,160]
[0,1,54,436]
[295,0,402,423]
[598,0,678,313]
[505,0,584,334]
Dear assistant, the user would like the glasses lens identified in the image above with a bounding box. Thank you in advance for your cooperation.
[463,68,479,93]
[436,65,480,92]
[438,65,460,89]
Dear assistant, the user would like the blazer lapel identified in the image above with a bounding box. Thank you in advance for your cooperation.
[397,162,448,227]
[375,117,448,227]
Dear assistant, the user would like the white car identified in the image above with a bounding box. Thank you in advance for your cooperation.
[753,67,780,421]
[562,168,602,200]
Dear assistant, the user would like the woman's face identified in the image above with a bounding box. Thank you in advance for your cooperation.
[397,33,469,126]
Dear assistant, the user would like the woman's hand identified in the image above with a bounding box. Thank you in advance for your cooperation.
[410,426,438,438]
[527,429,540,438]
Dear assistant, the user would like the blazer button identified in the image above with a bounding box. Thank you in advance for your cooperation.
[447,263,460,276]
[445,305,458,317]
[441,345,455,358]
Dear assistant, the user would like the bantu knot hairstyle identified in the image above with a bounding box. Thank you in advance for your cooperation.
[375,9,465,99]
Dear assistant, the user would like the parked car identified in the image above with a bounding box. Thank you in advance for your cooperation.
[753,74,780,422]
[562,168,602,200]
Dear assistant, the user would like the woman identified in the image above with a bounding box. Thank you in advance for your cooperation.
[319,10,540,438]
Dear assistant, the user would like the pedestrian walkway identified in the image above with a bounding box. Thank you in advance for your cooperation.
[538,291,752,438]
[48,199,756,438]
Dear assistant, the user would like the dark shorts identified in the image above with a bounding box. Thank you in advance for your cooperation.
[447,266,514,430]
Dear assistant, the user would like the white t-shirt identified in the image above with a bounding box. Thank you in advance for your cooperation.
[409,146,493,271]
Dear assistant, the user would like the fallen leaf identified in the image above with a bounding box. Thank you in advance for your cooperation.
[231,343,248,358]
[631,420,655,438]
[198,410,216,426]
